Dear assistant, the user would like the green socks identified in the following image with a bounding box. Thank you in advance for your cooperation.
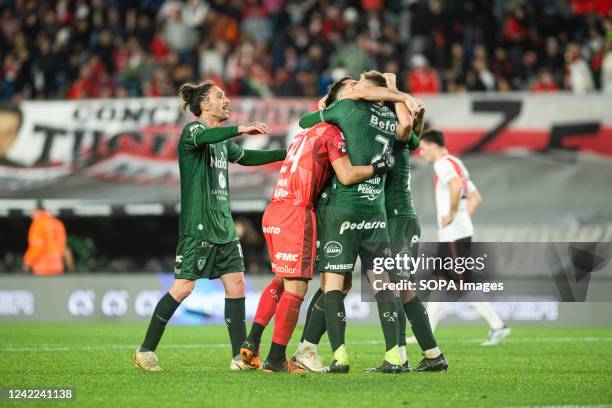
[403,297,438,351]
[225,297,246,357]
[324,290,347,361]
[301,288,323,342]
[397,298,407,347]
[375,290,400,352]
[303,288,326,344]
[141,292,181,352]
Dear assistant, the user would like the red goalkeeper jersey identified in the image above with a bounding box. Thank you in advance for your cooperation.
[271,123,347,205]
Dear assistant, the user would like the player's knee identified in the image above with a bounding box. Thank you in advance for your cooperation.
[225,276,246,298]
[400,290,416,304]
[342,277,353,294]
[170,281,194,302]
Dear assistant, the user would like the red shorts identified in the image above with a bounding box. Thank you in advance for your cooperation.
[261,202,316,279]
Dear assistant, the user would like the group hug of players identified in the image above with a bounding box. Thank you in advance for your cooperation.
[133,70,458,374]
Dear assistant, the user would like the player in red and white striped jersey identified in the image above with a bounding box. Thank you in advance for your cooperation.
[419,129,511,346]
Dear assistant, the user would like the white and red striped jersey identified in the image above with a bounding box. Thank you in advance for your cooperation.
[433,154,476,242]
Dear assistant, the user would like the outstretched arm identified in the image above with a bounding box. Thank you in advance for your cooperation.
[236,148,287,166]
[189,122,270,146]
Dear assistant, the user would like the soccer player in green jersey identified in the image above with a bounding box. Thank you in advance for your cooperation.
[298,71,417,374]
[370,76,448,372]
[133,82,286,372]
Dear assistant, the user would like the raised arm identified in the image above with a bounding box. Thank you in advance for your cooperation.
[189,122,270,146]
[236,148,287,166]
[382,73,415,142]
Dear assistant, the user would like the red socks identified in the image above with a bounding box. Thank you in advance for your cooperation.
[271,291,304,346]
[253,278,284,326]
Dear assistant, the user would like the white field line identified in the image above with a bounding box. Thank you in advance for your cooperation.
[1,337,612,352]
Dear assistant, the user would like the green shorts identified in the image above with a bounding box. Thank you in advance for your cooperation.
[387,216,421,258]
[315,204,389,274]
[387,216,421,282]
[174,236,245,280]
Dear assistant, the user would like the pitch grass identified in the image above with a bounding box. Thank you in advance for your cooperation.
[0,324,611,408]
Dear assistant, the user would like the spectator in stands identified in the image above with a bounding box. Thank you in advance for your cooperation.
[601,39,612,93]
[23,205,74,275]
[565,43,596,93]
[531,69,560,93]
[0,1,610,100]
[407,54,441,94]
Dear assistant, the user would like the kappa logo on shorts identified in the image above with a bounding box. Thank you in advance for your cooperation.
[324,241,343,257]
[197,256,206,271]
[339,220,386,234]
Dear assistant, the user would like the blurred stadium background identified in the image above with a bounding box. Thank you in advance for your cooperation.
[1,0,611,327]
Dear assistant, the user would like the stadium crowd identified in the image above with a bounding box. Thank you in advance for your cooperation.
[1,0,612,101]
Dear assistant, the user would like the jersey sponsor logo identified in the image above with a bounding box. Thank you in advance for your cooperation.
[174,255,183,274]
[218,172,227,189]
[323,262,354,271]
[271,262,297,274]
[262,225,281,235]
[210,153,228,169]
[277,178,288,188]
[324,241,343,257]
[272,187,289,199]
[369,115,396,133]
[357,177,383,201]
[275,252,298,262]
[339,220,386,234]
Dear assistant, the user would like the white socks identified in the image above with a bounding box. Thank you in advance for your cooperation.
[398,345,407,365]
[470,302,504,330]
[298,340,318,353]
[424,347,442,359]
[426,301,444,333]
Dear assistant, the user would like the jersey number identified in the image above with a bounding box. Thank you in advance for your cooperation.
[371,135,389,164]
[284,134,308,174]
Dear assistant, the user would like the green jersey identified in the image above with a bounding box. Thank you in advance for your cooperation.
[178,121,245,243]
[385,131,419,218]
[303,99,398,213]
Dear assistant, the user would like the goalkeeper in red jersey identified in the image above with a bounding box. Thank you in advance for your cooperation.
[240,78,397,372]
